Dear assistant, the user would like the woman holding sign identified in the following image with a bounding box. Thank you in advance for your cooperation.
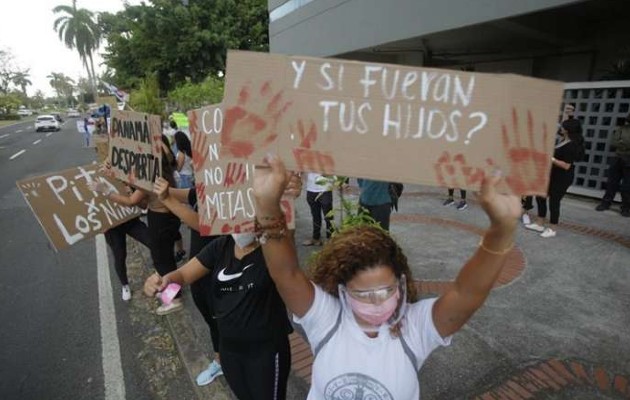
[250,154,519,399]
[143,174,302,400]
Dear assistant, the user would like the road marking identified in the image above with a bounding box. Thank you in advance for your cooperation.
[95,235,127,400]
[0,134,9,140]
[33,139,41,145]
[16,129,22,133]
[46,132,53,137]
[9,149,26,160]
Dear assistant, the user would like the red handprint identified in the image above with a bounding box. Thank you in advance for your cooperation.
[190,111,209,172]
[221,81,292,159]
[291,119,335,174]
[502,108,550,195]
[434,151,492,189]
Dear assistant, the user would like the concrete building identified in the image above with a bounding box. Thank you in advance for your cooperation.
[268,0,630,199]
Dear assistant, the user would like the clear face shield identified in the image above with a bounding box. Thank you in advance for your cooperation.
[338,274,408,333]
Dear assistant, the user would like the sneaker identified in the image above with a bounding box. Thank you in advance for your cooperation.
[456,200,468,211]
[156,298,183,316]
[595,202,611,211]
[196,360,223,386]
[175,250,187,264]
[302,239,322,246]
[122,285,131,301]
[525,223,545,233]
[442,198,455,206]
[521,213,531,225]
[540,227,557,238]
[621,209,630,218]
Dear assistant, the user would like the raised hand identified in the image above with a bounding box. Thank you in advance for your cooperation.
[253,154,291,214]
[153,177,170,201]
[478,173,521,229]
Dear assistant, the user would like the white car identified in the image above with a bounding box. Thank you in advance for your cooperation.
[35,115,61,132]
[17,109,33,116]
[67,109,81,118]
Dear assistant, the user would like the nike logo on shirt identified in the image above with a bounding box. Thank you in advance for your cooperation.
[217,263,255,282]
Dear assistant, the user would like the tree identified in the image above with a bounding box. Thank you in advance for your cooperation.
[47,72,75,106]
[0,48,17,95]
[129,73,164,115]
[12,70,32,96]
[53,0,100,94]
[167,75,224,111]
[99,0,268,93]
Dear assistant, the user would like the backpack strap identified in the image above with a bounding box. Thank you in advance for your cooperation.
[313,307,343,359]
[399,333,419,371]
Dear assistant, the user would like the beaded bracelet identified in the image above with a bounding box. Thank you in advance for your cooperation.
[478,238,513,255]
[255,214,287,244]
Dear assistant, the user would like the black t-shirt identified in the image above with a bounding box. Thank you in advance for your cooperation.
[550,140,580,191]
[187,188,218,257]
[196,236,293,344]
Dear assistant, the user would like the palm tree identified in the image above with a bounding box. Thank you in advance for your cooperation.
[47,72,75,106]
[52,0,100,94]
[12,70,32,96]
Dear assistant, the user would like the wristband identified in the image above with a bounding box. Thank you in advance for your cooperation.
[479,238,513,255]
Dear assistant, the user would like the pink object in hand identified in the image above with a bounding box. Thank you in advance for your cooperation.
[160,283,181,305]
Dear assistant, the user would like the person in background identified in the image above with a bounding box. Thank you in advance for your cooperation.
[526,119,585,238]
[357,178,392,231]
[303,173,333,246]
[174,131,194,189]
[443,188,468,211]
[83,117,90,147]
[153,177,223,386]
[248,154,519,399]
[595,113,630,217]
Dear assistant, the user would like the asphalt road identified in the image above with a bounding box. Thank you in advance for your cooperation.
[0,119,191,400]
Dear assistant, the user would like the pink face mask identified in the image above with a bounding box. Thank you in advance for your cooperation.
[346,288,400,326]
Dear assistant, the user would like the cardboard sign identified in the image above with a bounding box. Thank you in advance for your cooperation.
[93,135,109,163]
[188,104,295,235]
[108,110,162,191]
[221,51,565,195]
[17,164,143,251]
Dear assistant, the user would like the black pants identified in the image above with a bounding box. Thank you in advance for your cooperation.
[190,275,220,352]
[220,338,291,400]
[360,202,392,231]
[535,171,573,225]
[447,188,466,199]
[306,190,333,240]
[522,196,534,211]
[147,210,181,277]
[602,156,630,210]
[104,218,150,286]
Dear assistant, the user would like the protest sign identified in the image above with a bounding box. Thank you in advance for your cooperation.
[17,164,143,251]
[221,51,565,195]
[188,104,295,235]
[76,120,86,134]
[93,135,109,163]
[108,110,162,191]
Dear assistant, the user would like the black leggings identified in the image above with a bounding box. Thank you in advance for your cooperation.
[360,202,392,231]
[147,210,181,276]
[220,338,291,400]
[306,190,333,240]
[104,218,150,286]
[190,275,220,352]
[447,188,467,199]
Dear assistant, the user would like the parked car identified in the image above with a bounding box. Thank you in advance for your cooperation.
[67,109,81,118]
[17,109,33,116]
[35,115,61,132]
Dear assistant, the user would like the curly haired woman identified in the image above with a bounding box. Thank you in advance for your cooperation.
[252,155,520,399]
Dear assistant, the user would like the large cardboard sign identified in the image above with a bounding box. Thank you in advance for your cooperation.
[221,51,565,195]
[17,164,143,251]
[188,104,295,235]
[108,110,162,191]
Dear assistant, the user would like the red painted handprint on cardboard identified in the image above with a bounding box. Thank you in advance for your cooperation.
[221,81,292,159]
[501,108,551,196]
[434,152,491,189]
[291,119,336,174]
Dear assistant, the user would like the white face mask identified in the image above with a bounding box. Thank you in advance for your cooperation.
[231,233,257,249]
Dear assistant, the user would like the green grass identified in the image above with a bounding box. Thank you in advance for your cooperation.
[0,116,36,128]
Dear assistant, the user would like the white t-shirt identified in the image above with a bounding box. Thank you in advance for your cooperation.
[178,152,193,176]
[306,173,332,193]
[294,283,451,400]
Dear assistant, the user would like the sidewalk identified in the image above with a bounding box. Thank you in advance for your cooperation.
[158,185,630,399]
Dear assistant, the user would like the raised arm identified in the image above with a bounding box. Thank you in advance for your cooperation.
[90,179,147,207]
[153,177,200,231]
[253,156,314,317]
[433,174,520,338]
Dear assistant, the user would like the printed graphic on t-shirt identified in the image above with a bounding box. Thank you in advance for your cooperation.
[324,373,393,400]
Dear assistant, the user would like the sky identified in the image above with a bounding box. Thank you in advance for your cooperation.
[0,0,142,97]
